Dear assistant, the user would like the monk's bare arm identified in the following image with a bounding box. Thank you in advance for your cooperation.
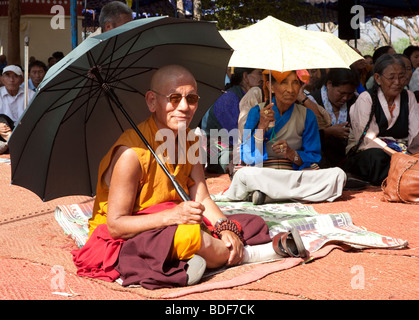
[106,146,203,239]
[189,163,227,225]
[189,163,244,265]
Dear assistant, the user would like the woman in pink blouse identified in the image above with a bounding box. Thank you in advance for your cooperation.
[345,53,419,185]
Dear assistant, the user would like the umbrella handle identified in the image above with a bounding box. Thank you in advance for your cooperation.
[172,178,191,202]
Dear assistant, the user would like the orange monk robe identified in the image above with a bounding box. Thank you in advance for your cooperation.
[88,116,201,260]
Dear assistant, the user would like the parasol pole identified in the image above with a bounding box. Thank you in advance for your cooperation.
[91,67,210,231]
[268,70,275,128]
[23,22,30,110]
[269,69,272,103]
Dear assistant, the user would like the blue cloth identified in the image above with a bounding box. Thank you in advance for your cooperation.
[225,74,230,86]
[357,82,366,94]
[212,87,244,132]
[241,98,321,170]
[0,61,7,73]
[20,79,36,92]
[201,85,244,147]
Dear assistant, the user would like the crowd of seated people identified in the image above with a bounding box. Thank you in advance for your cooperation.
[200,44,419,203]
[0,53,60,154]
[49,39,419,289]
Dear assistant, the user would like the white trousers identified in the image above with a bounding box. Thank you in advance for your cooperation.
[223,167,346,203]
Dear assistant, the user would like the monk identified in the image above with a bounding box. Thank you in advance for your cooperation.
[74,65,285,289]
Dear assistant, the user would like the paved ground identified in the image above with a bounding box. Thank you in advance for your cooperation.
[0,154,418,303]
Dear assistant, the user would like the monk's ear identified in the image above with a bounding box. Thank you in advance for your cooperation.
[145,90,157,112]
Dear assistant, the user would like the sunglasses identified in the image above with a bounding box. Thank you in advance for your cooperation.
[151,90,200,105]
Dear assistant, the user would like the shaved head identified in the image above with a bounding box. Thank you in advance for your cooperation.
[150,65,197,92]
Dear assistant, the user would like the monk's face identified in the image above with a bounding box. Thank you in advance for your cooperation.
[148,69,199,134]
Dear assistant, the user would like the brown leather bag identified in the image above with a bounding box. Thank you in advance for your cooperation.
[381,152,419,203]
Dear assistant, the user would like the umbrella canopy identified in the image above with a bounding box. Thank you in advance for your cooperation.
[219,16,363,71]
[9,16,232,201]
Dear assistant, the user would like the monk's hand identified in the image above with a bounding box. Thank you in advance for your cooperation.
[220,230,244,266]
[172,201,204,225]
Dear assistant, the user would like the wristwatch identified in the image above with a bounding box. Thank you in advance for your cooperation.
[301,96,309,104]
[293,152,299,163]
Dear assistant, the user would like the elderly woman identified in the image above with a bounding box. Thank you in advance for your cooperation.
[222,70,346,205]
[345,54,419,185]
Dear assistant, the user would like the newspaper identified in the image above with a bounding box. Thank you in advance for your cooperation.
[55,202,92,248]
[217,201,408,252]
[55,200,408,251]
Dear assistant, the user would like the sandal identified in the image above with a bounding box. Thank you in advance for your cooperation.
[272,227,308,259]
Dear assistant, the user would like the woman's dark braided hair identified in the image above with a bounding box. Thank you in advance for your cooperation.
[225,68,257,90]
[348,53,405,156]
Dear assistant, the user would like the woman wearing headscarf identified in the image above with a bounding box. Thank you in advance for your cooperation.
[345,54,419,185]
[242,70,321,170]
[222,70,346,205]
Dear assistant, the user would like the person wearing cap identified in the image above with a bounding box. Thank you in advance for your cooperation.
[223,69,346,204]
[0,65,35,154]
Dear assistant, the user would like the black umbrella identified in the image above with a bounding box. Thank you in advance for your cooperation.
[9,16,232,203]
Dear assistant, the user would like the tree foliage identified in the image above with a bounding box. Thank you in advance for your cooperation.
[8,0,21,65]
[200,0,315,30]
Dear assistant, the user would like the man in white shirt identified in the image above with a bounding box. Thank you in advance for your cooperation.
[0,65,35,154]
